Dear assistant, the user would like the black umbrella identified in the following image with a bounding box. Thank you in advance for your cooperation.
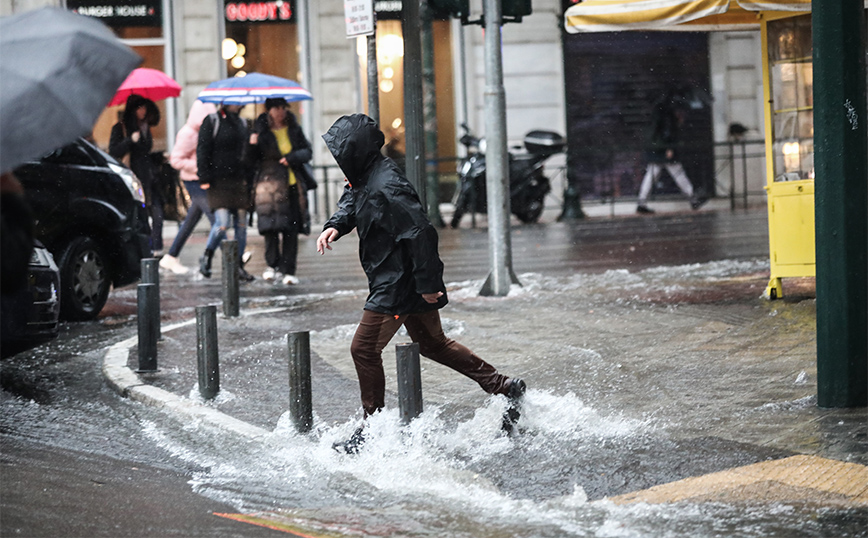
[0,7,141,173]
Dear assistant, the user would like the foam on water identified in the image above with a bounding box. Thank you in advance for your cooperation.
[137,388,653,535]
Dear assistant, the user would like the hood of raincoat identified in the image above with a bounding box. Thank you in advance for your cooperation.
[322,113,384,186]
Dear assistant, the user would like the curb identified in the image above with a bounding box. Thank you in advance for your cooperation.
[101,316,279,440]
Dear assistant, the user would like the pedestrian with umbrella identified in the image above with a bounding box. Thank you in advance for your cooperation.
[159,100,218,275]
[196,103,255,281]
[109,94,164,253]
[247,97,314,285]
[108,67,181,107]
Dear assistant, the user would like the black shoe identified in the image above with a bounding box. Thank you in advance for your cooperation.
[636,205,655,214]
[502,378,527,435]
[690,196,708,210]
[199,251,213,278]
[238,267,255,282]
[332,426,366,455]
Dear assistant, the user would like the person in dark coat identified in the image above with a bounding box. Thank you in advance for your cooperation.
[636,88,707,214]
[196,103,254,281]
[316,114,526,453]
[247,98,313,285]
[109,94,163,252]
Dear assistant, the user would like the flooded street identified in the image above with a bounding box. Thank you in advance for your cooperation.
[2,207,866,537]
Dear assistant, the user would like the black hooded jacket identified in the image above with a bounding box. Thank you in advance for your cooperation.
[322,114,447,316]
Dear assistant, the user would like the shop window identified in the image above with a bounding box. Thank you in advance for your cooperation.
[356,18,456,172]
[69,0,168,152]
[768,14,813,181]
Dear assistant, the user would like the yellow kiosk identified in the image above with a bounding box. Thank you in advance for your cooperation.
[564,1,815,299]
[761,13,815,299]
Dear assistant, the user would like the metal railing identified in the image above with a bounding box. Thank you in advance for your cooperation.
[307,140,766,224]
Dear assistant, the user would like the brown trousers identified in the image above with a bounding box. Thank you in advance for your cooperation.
[350,309,511,416]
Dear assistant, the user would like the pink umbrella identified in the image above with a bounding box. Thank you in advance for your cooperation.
[109,67,180,106]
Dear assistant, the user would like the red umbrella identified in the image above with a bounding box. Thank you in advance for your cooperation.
[109,67,180,106]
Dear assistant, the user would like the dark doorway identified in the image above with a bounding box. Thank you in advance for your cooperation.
[562,31,714,201]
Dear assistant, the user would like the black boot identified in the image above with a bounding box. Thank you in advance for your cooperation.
[502,378,527,435]
[199,249,214,278]
[332,425,366,455]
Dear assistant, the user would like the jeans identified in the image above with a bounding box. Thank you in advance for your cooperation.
[205,208,247,260]
[350,309,511,416]
[167,181,215,258]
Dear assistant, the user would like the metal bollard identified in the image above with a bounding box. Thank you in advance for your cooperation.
[396,342,423,424]
[140,258,161,339]
[287,331,313,433]
[136,283,158,372]
[196,305,219,400]
[221,239,239,317]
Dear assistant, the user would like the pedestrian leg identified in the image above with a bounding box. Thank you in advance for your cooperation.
[263,231,280,273]
[233,209,248,263]
[166,182,213,258]
[150,194,165,252]
[280,229,298,276]
[404,310,511,395]
[350,310,405,416]
[665,162,694,198]
[637,164,660,212]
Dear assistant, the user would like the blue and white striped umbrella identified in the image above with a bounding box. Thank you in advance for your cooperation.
[197,72,312,105]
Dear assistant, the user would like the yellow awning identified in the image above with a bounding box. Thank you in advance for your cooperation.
[564,0,811,33]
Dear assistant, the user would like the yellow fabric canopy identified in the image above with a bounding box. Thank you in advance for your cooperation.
[564,0,811,33]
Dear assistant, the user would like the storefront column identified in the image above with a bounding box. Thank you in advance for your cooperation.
[813,0,868,407]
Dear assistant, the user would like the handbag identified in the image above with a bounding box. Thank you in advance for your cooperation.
[300,162,318,191]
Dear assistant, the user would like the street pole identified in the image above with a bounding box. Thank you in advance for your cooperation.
[479,0,520,297]
[422,0,444,227]
[813,0,868,407]
[402,0,426,208]
[367,31,379,125]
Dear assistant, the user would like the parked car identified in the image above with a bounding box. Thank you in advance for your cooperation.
[0,242,61,358]
[14,138,151,321]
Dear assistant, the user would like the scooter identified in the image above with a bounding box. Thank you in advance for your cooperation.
[450,124,564,228]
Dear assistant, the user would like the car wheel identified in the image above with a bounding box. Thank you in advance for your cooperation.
[58,237,110,321]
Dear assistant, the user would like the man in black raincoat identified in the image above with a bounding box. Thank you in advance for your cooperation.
[317,114,526,451]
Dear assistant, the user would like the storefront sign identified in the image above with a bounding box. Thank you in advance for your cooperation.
[345,0,375,37]
[68,0,161,27]
[225,1,294,23]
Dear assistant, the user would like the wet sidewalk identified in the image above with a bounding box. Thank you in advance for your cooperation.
[102,205,867,535]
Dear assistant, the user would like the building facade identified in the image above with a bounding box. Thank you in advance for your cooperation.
[1,0,769,212]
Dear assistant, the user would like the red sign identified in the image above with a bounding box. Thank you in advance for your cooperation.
[225,2,292,22]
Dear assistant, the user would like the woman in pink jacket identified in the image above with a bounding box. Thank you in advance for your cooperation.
[159,100,218,274]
